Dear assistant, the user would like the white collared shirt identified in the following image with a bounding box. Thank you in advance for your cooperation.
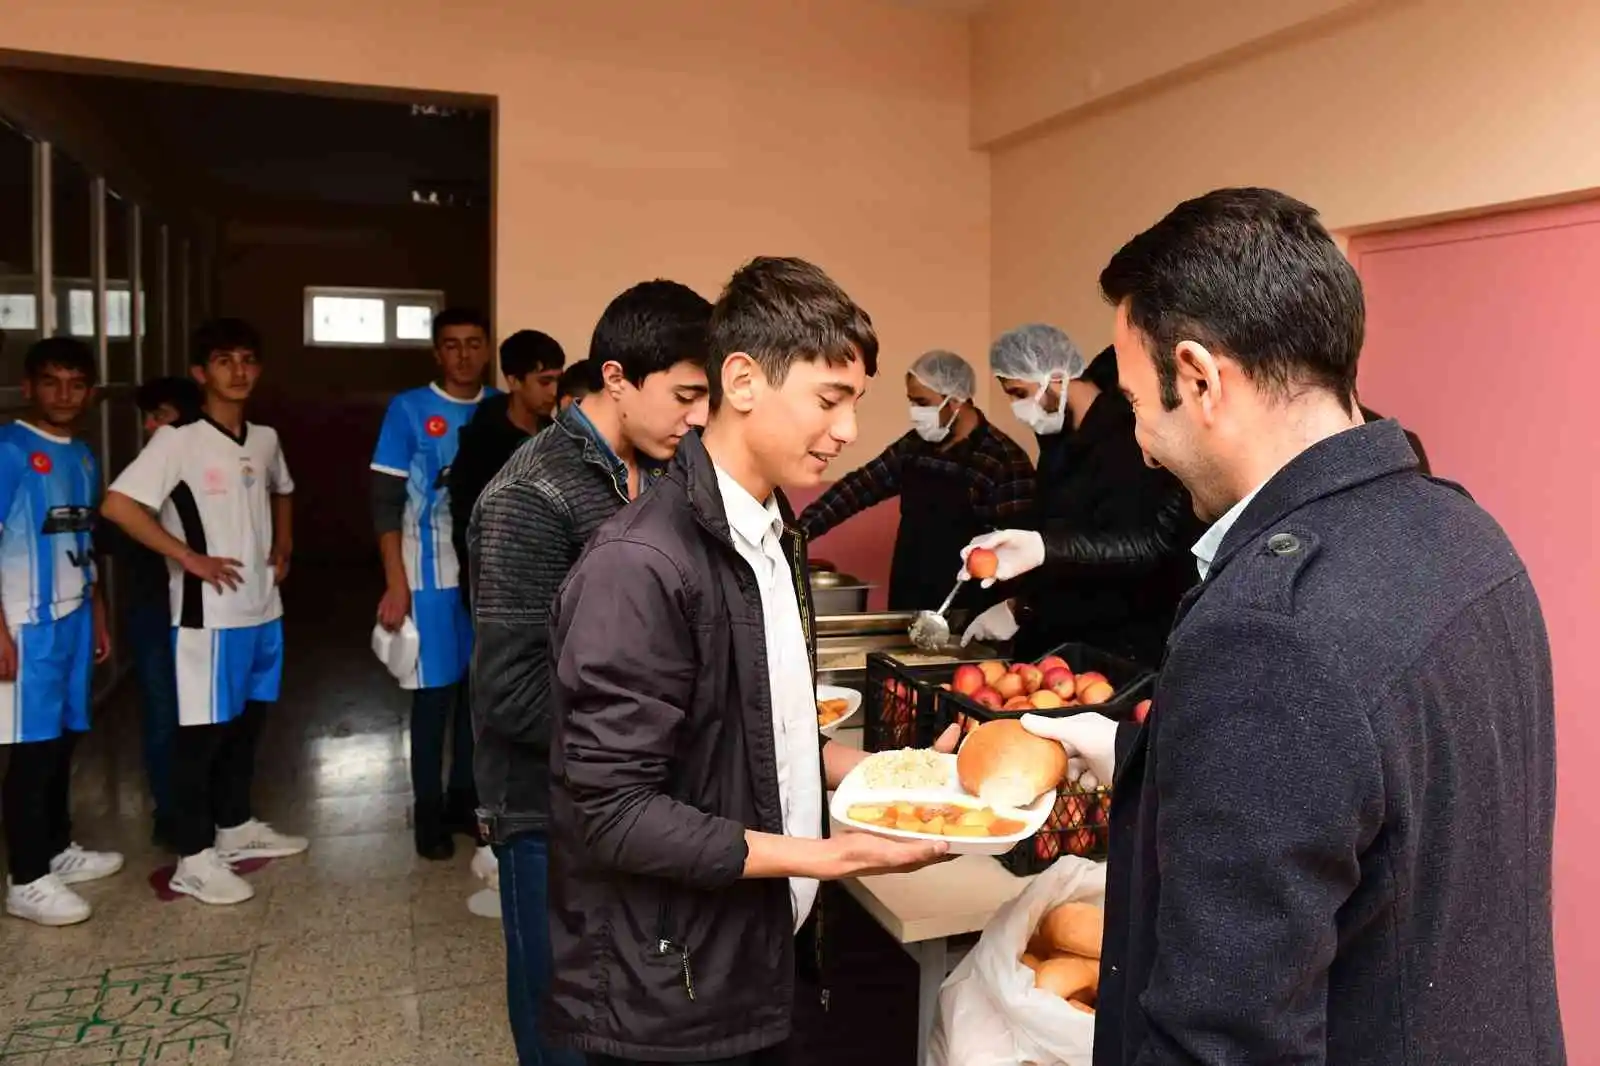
[1191,483,1267,580]
[713,464,822,933]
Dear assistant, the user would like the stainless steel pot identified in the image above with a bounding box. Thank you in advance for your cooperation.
[809,567,872,615]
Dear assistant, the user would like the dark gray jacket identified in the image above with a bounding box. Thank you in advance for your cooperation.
[1097,420,1565,1066]
[467,402,633,842]
[545,431,823,1061]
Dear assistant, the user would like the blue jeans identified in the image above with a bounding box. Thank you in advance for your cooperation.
[127,601,179,825]
[498,832,583,1066]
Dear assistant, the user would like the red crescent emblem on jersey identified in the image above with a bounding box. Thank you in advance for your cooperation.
[29,452,52,474]
[425,415,449,438]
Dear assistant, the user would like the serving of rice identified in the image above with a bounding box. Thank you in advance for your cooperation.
[858,748,950,791]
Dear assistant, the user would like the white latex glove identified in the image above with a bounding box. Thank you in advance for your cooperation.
[1020,711,1118,787]
[959,529,1046,588]
[960,601,1019,647]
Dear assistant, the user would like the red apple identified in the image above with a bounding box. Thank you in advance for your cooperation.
[994,672,1026,700]
[972,686,1003,710]
[1029,689,1065,710]
[952,663,986,696]
[966,546,999,581]
[1074,671,1109,699]
[978,660,1008,686]
[1002,696,1034,711]
[1036,655,1070,674]
[1043,667,1076,700]
[1080,679,1115,706]
[1133,698,1152,724]
[1014,663,1044,695]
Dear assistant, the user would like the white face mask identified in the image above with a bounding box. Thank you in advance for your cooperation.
[1011,378,1067,436]
[909,398,952,443]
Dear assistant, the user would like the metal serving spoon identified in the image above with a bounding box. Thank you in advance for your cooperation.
[908,578,965,651]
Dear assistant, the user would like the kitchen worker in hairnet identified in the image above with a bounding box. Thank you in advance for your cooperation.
[960,326,1200,666]
[799,349,1034,615]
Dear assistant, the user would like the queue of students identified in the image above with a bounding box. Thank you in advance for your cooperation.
[0,186,1561,1066]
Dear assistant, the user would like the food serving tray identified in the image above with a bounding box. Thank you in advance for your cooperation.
[828,752,1055,857]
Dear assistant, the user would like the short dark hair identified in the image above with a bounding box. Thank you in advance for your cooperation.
[191,318,261,367]
[1099,187,1363,413]
[588,280,711,387]
[707,256,878,410]
[24,337,97,385]
[499,330,565,380]
[432,307,490,345]
[557,359,598,403]
[135,376,202,420]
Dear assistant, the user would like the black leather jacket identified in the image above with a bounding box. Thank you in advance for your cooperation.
[1017,391,1200,665]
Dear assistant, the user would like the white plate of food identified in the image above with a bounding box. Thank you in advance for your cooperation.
[816,684,862,737]
[829,748,1055,856]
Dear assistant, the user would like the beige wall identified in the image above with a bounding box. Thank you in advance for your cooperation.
[1,0,989,467]
[981,0,1600,355]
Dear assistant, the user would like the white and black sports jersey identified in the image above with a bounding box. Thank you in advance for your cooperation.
[109,417,294,630]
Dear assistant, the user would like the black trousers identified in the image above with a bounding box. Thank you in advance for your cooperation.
[2,731,78,884]
[170,700,267,858]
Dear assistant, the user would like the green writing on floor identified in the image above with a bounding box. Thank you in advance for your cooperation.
[0,952,253,1063]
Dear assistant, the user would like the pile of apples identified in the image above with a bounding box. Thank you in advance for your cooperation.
[949,655,1115,712]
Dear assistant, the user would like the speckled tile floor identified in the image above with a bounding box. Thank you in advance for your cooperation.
[0,566,514,1065]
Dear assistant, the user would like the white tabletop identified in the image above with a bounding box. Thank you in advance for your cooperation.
[841,854,1034,943]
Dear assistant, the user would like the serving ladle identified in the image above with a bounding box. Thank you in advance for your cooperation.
[908,578,965,652]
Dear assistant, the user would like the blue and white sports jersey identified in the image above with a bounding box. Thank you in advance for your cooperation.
[370,383,493,592]
[0,421,99,626]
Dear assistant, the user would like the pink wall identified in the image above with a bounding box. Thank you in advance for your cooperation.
[1349,201,1600,1053]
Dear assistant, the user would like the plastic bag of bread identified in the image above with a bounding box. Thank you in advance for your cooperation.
[926,856,1104,1066]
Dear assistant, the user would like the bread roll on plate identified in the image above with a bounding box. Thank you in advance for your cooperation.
[957,718,1068,808]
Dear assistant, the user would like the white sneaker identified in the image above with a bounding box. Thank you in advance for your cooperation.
[6,874,92,926]
[466,887,502,919]
[215,819,308,862]
[470,845,499,888]
[50,843,125,885]
[169,848,255,905]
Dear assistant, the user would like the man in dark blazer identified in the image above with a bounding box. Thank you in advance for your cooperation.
[1026,187,1565,1065]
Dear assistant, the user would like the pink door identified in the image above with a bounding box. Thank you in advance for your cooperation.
[1350,202,1600,1059]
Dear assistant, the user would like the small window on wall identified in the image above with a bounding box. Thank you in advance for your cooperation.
[303,286,444,348]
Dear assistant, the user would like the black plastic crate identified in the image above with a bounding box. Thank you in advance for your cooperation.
[930,642,1156,875]
[862,651,986,751]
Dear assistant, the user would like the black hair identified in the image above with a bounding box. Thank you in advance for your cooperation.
[1083,343,1119,393]
[707,256,877,410]
[1099,187,1363,413]
[557,359,598,403]
[135,376,203,420]
[190,318,261,367]
[432,307,490,345]
[588,280,711,387]
[24,336,98,385]
[499,329,566,380]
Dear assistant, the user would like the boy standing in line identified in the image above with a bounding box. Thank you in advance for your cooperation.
[1,337,122,926]
[97,375,202,847]
[448,327,565,612]
[102,319,306,905]
[545,259,952,1064]
[370,307,492,859]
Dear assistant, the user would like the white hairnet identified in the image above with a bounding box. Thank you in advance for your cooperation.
[989,323,1085,383]
[908,349,976,402]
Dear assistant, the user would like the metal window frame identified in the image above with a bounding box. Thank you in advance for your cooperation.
[303,285,445,349]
